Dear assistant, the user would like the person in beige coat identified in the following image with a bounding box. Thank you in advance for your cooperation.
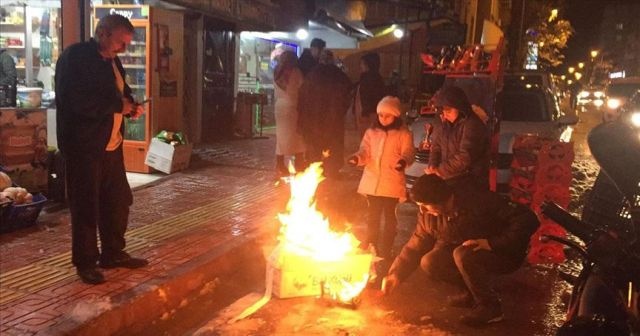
[348,96,415,259]
[274,50,306,176]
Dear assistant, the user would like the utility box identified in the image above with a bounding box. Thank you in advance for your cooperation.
[144,138,193,174]
[269,251,373,299]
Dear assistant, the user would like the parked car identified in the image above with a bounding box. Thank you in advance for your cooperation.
[496,84,578,193]
[603,77,640,122]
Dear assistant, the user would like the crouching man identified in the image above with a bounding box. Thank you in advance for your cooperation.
[382,174,539,326]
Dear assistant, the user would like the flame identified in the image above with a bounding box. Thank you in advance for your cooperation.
[337,274,369,302]
[277,162,360,261]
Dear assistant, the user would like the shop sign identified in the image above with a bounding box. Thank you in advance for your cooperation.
[95,6,148,20]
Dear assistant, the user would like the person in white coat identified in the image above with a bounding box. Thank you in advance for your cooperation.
[274,50,306,176]
[348,96,415,259]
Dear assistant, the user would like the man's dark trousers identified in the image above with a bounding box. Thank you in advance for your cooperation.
[65,146,133,270]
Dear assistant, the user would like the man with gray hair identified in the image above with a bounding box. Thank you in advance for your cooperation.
[55,14,147,284]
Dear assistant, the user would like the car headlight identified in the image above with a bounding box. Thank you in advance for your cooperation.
[631,111,640,128]
[579,91,590,98]
[594,99,604,107]
[607,98,621,109]
[594,91,605,98]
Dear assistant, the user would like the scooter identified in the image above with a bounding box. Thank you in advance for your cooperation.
[539,120,640,335]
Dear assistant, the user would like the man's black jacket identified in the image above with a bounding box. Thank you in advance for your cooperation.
[55,39,132,157]
[389,186,540,282]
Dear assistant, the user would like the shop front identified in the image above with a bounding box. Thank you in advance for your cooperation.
[1,0,62,191]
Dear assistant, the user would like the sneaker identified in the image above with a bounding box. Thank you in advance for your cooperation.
[460,304,504,326]
[446,291,475,308]
[99,255,148,269]
[77,267,106,285]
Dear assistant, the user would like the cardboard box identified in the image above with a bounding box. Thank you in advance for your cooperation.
[144,138,193,174]
[269,251,373,299]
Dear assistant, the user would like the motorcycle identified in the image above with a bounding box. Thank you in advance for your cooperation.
[539,119,640,335]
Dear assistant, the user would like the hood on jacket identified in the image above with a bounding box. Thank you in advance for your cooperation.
[434,86,473,118]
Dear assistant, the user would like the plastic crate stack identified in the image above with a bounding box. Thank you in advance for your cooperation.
[508,135,574,264]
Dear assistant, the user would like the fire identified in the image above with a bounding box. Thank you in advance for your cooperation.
[276,162,361,261]
[230,163,372,323]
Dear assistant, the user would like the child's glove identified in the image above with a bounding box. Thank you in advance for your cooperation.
[347,155,359,166]
[395,159,407,171]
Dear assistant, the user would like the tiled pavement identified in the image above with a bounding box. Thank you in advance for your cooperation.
[0,128,368,335]
[0,133,307,335]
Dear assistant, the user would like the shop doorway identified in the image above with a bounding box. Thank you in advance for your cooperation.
[201,18,235,142]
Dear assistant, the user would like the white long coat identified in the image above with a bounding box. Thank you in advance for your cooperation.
[274,68,306,155]
[353,125,415,200]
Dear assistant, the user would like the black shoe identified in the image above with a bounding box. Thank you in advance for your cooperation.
[77,267,106,285]
[99,256,148,269]
[446,291,476,308]
[460,304,504,326]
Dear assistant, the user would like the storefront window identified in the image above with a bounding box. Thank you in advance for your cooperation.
[1,1,61,106]
[238,33,298,127]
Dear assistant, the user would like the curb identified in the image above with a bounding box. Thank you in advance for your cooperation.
[46,229,267,336]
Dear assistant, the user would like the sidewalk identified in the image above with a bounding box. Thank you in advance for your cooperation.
[1,130,351,335]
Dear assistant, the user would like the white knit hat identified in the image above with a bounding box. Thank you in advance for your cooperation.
[377,96,402,117]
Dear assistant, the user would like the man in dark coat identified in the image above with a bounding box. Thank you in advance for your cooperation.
[426,86,489,188]
[354,52,387,134]
[382,174,539,326]
[55,14,147,284]
[299,38,326,77]
[298,49,352,178]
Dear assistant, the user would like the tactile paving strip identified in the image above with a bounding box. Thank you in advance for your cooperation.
[0,183,277,306]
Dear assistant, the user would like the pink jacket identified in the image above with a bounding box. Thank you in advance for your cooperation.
[353,126,415,199]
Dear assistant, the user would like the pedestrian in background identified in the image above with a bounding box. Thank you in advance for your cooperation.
[348,96,414,260]
[55,14,148,285]
[273,50,306,177]
[299,38,325,77]
[426,86,489,188]
[298,49,352,178]
[383,174,539,326]
[353,52,387,135]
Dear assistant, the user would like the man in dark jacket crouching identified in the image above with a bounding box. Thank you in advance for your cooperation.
[382,174,539,326]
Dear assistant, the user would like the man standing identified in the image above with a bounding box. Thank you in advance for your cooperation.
[55,14,147,285]
[299,38,325,76]
[383,174,539,326]
[298,49,352,178]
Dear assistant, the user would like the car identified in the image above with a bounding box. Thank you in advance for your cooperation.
[577,85,606,109]
[603,77,640,122]
[618,89,640,127]
[496,84,578,193]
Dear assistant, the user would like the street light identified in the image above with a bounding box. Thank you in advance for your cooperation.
[567,79,573,85]
[568,67,575,74]
[561,75,566,80]
[578,62,585,69]
[590,50,599,59]
[549,8,558,22]
[574,72,583,80]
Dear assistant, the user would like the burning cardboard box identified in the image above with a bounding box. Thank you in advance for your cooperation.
[269,250,372,299]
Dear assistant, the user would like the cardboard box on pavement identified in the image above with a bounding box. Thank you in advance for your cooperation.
[144,138,193,174]
[269,251,373,299]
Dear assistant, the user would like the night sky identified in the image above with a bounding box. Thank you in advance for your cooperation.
[562,0,605,72]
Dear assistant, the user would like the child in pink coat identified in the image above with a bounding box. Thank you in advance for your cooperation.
[348,96,415,259]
